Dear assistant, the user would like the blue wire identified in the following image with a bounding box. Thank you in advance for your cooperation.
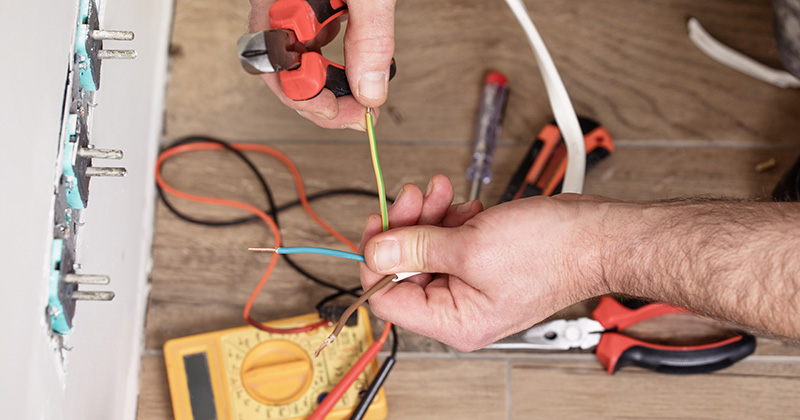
[275,247,366,263]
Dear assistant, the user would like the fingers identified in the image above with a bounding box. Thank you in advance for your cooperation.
[249,0,374,131]
[387,184,424,228]
[343,0,396,108]
[249,0,274,32]
[260,75,375,130]
[442,200,484,227]
[366,275,489,350]
[364,225,467,275]
[359,213,384,254]
[360,183,424,289]
[418,175,455,225]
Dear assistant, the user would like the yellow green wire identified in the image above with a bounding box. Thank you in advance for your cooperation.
[366,110,389,232]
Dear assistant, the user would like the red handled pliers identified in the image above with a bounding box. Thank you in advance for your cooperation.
[237,0,397,101]
[486,296,756,374]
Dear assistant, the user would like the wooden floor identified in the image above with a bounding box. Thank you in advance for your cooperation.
[139,0,800,418]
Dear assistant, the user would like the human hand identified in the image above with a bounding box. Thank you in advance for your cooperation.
[359,175,611,351]
[249,0,396,131]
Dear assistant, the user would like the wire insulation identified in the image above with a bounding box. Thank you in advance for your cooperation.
[274,246,366,262]
[308,323,392,420]
[157,137,393,420]
[503,0,586,193]
[688,17,800,89]
[155,137,367,297]
[155,142,354,333]
[367,110,390,231]
[315,275,396,358]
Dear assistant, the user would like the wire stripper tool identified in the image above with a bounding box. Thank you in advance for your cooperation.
[487,296,756,374]
[237,0,397,101]
[500,116,614,202]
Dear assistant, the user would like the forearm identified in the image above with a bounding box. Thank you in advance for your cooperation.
[603,200,800,339]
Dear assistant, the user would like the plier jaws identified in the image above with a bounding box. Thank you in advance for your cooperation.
[236,0,396,101]
[484,297,756,375]
[487,318,604,351]
[237,30,301,75]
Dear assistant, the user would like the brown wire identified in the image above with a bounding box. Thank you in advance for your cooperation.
[315,274,397,358]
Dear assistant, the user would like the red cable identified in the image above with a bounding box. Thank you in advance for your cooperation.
[308,323,392,420]
[156,142,392,417]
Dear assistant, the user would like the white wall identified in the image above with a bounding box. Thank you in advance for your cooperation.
[0,0,172,418]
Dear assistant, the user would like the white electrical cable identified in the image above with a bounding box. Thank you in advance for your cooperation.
[503,0,586,193]
[688,18,800,89]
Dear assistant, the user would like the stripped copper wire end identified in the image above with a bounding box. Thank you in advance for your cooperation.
[315,334,337,359]
[314,274,397,358]
[248,247,276,252]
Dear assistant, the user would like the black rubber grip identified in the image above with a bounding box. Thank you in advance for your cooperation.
[548,147,611,196]
[499,139,546,204]
[324,59,397,98]
[614,334,756,374]
[308,0,347,24]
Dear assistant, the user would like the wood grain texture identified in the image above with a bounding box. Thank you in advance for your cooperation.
[147,0,800,418]
[138,355,172,420]
[146,143,800,355]
[382,359,507,419]
[511,359,800,419]
[165,0,800,144]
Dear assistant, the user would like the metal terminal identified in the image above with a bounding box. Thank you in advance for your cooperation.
[97,49,137,60]
[485,318,604,351]
[237,30,301,74]
[77,147,123,160]
[64,274,110,285]
[85,167,127,177]
[72,291,115,301]
[91,29,135,41]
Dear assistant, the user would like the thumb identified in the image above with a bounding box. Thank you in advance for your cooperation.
[363,225,465,275]
[343,0,396,107]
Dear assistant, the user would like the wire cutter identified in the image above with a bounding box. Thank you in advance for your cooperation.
[237,0,397,101]
[486,296,756,374]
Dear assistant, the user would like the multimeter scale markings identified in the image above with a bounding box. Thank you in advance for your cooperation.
[164,308,388,420]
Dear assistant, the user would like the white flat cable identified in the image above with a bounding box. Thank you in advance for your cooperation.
[688,17,800,89]
[503,0,586,194]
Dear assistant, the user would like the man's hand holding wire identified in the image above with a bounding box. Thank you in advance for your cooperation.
[249,0,396,130]
[358,175,610,351]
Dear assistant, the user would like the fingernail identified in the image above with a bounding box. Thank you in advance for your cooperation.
[457,201,473,214]
[297,110,335,121]
[424,180,434,198]
[359,71,387,100]
[374,240,401,271]
[344,123,366,132]
[391,186,405,207]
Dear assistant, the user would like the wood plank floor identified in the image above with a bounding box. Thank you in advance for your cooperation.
[140,0,800,418]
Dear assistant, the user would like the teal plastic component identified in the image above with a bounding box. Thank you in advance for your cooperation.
[67,114,78,136]
[49,239,70,334]
[76,26,97,91]
[75,0,99,91]
[63,141,86,209]
[78,0,90,21]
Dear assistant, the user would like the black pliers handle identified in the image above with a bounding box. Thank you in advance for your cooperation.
[592,297,756,374]
[486,296,756,374]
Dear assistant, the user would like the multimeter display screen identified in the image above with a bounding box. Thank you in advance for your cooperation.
[183,353,217,420]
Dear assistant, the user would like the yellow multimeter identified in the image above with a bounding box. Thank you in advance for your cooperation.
[164,307,388,420]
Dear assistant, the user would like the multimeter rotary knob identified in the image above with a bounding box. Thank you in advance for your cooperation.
[240,339,314,405]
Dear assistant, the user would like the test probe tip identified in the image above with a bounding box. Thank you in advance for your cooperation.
[248,247,276,252]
